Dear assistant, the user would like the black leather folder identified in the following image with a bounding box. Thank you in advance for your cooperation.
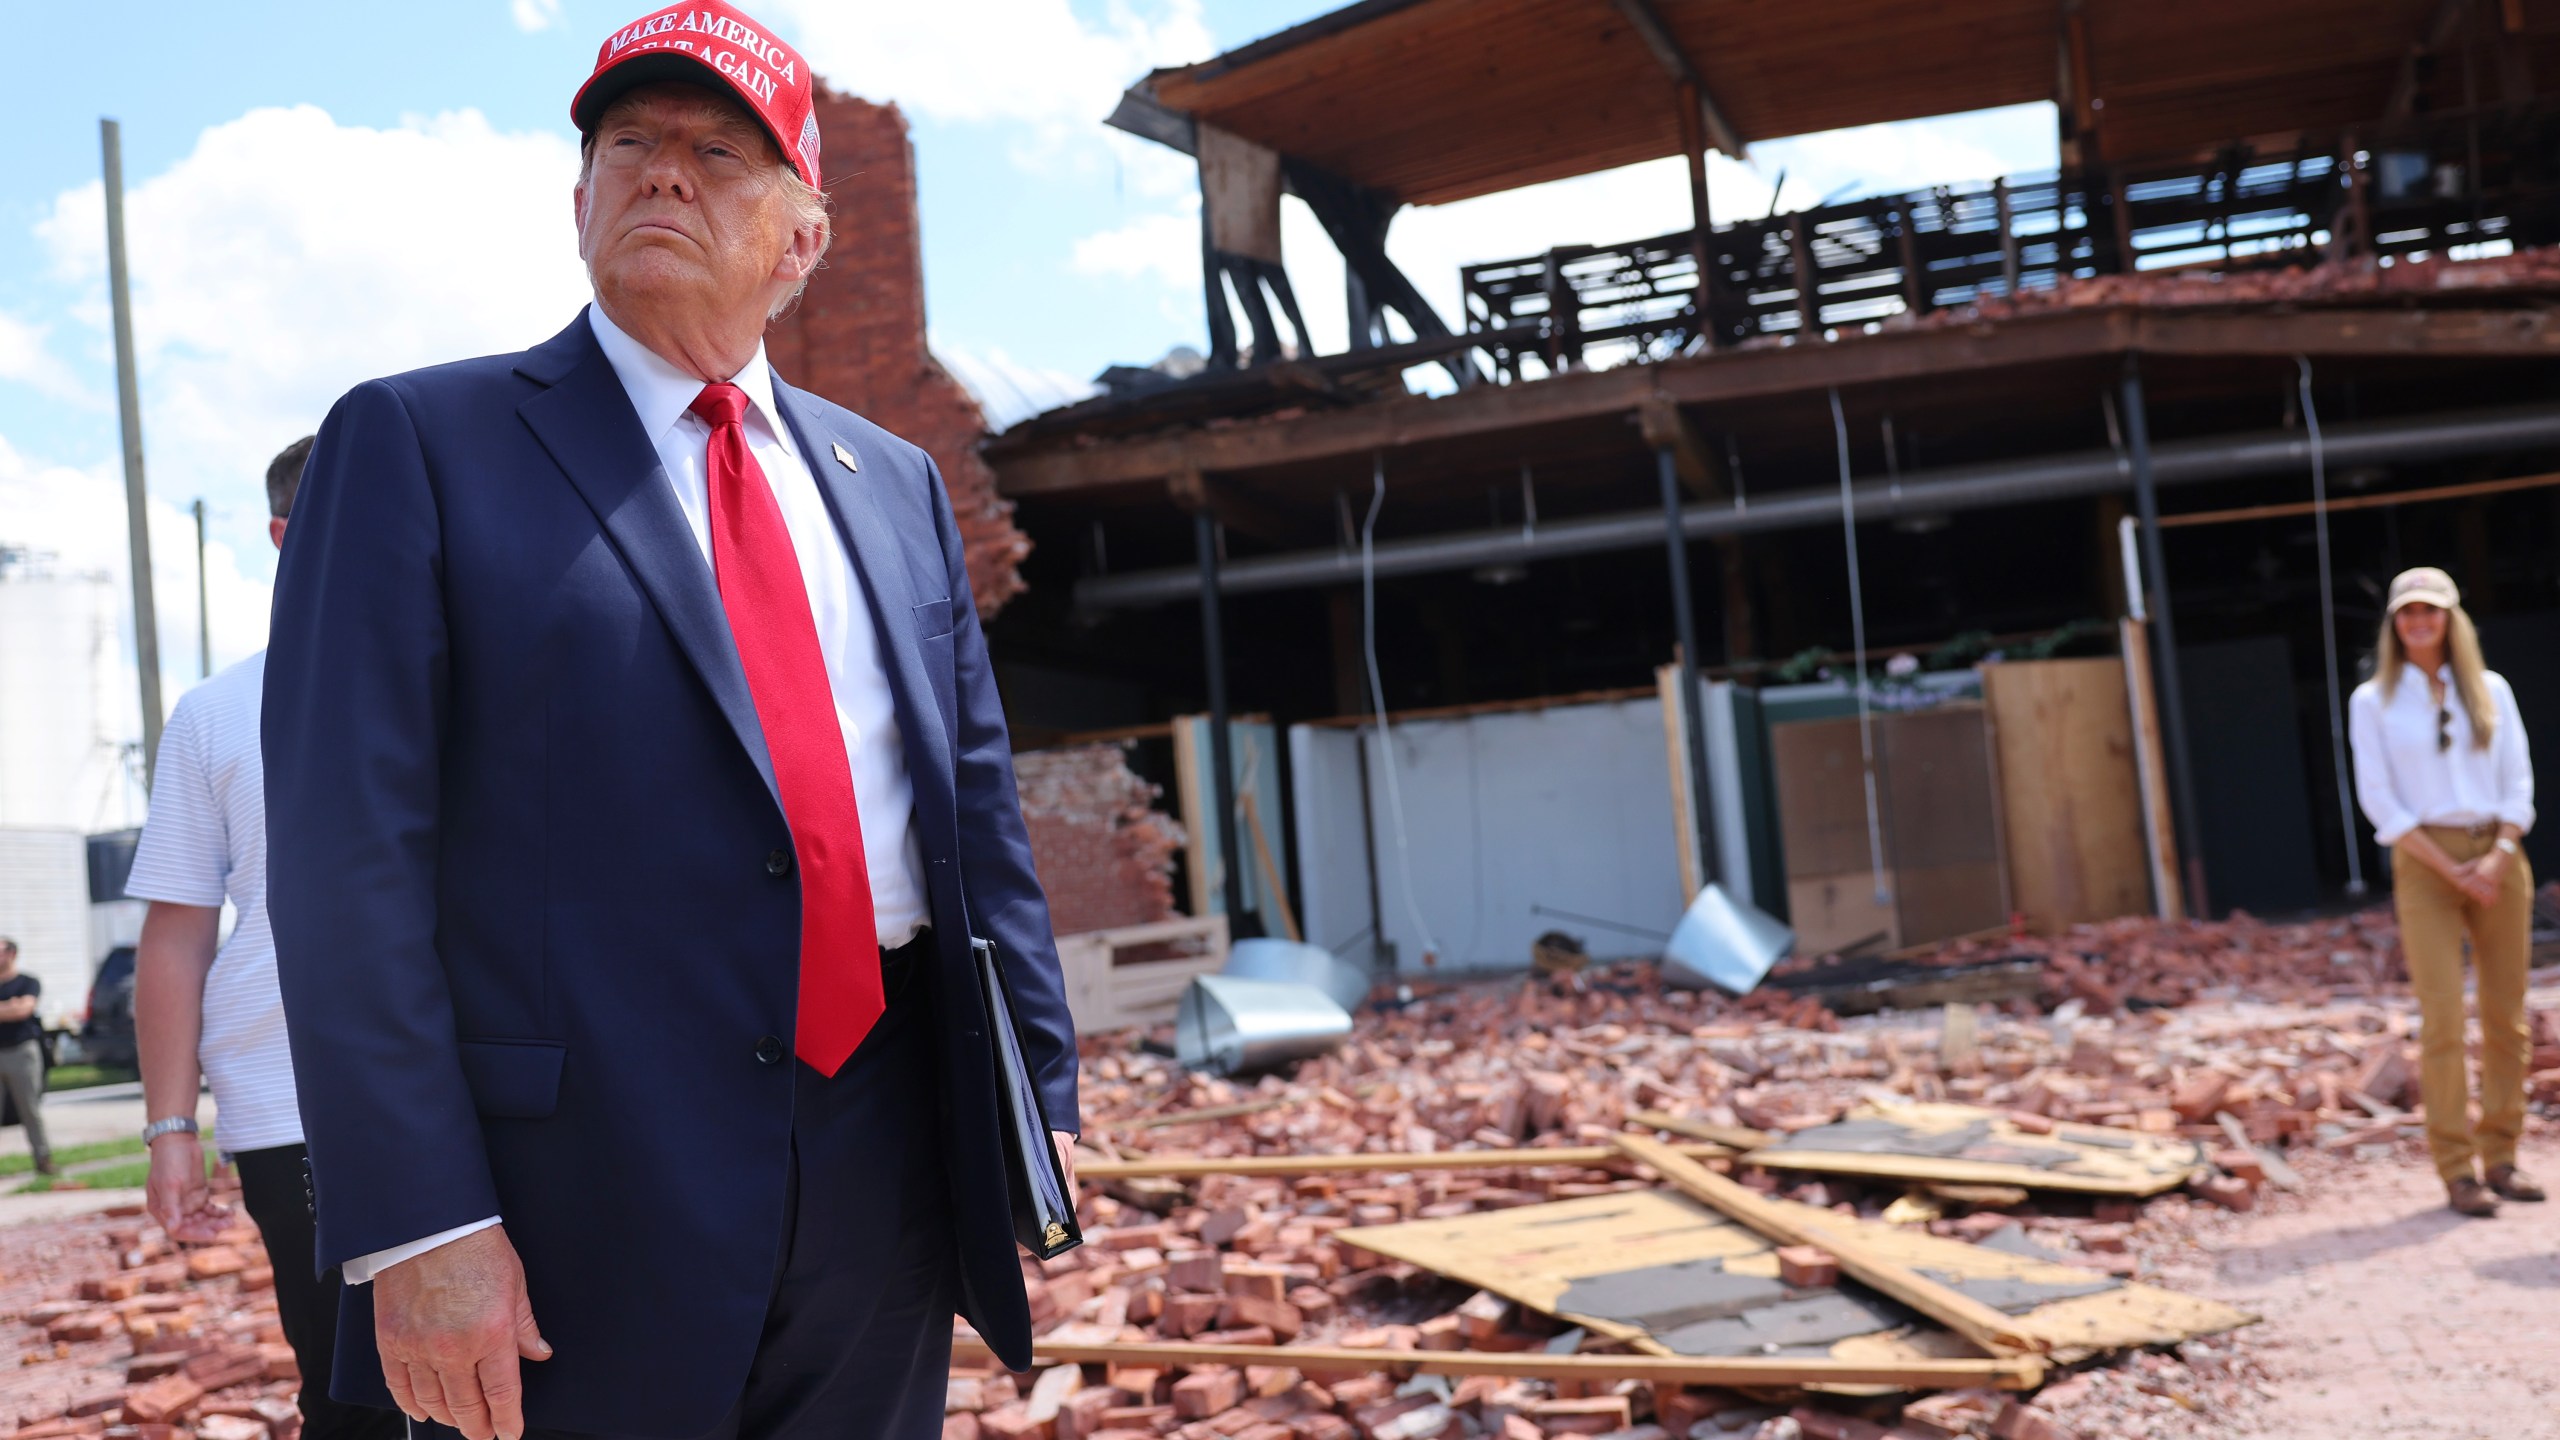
[970,936,1083,1260]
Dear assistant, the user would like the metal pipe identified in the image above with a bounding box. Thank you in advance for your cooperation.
[192,498,210,680]
[2120,358,2209,917]
[1658,445,1719,889]
[103,118,162,788]
[1078,401,2560,610]
[1196,512,1249,928]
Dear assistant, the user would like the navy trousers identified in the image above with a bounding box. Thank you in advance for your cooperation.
[405,942,957,1440]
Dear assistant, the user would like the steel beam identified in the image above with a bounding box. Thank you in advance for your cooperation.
[1196,513,1250,927]
[1076,400,2560,609]
[2119,357,2209,916]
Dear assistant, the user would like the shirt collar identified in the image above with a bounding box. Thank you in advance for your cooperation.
[585,303,798,460]
[2402,660,2453,685]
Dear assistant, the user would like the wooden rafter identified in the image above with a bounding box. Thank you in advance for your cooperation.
[1606,0,1747,157]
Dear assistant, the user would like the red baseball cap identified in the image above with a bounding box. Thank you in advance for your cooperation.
[571,2,820,188]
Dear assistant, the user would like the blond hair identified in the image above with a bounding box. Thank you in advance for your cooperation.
[2376,601,2497,750]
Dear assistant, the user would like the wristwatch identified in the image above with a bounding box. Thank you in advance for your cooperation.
[2497,837,2522,857]
[140,1116,198,1145]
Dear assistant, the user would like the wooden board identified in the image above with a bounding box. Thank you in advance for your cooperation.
[1172,716,1290,933]
[1657,665,1704,901]
[1338,1189,2249,1368]
[1770,718,1880,879]
[1744,1104,2207,1197]
[2117,621,2186,921]
[1982,658,2151,935]
[1879,705,2008,946]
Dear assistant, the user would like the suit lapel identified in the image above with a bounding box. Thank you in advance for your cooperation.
[769,379,956,788]
[515,316,781,809]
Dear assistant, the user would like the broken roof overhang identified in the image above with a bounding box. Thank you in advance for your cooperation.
[1109,0,2560,209]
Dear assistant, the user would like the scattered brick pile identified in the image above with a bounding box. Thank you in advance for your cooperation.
[1919,244,2560,328]
[0,1174,302,1440]
[1015,746,1187,936]
[949,947,2548,1440]
[1895,909,2406,1011]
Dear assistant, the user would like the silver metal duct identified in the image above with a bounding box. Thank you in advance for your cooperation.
[1223,938,1374,1013]
[1175,974,1354,1075]
[1076,401,2560,610]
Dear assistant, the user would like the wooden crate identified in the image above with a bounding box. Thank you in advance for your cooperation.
[1056,914,1231,1034]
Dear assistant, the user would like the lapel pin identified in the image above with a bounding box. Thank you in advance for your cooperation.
[831,442,860,473]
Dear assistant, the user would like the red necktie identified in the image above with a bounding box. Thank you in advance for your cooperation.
[691,382,881,1076]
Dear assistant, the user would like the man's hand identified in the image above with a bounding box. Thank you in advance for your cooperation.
[1051,1130,1079,1197]
[143,1135,230,1244]
[374,1225,551,1440]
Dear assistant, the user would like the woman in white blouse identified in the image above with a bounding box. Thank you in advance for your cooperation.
[2348,566,2541,1217]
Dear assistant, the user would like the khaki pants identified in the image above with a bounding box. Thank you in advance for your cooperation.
[2392,825,2535,1184]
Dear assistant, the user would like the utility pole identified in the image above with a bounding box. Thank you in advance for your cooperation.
[103,118,163,789]
[192,499,210,680]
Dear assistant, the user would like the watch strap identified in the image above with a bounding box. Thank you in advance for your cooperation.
[140,1116,199,1145]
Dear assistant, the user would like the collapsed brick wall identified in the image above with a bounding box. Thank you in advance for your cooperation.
[765,84,1031,616]
[1012,745,1184,936]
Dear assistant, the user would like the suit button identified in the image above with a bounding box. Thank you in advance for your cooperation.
[766,849,793,877]
[755,1036,785,1065]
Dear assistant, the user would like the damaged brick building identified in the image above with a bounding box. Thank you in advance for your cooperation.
[772,84,1183,937]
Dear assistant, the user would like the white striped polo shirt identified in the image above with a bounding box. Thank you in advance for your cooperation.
[125,650,300,1152]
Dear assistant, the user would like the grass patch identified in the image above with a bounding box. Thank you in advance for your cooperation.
[14,1141,216,1195]
[46,1065,138,1091]
[0,1136,147,1177]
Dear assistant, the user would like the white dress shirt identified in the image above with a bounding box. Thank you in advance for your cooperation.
[2349,661,2535,847]
[344,305,933,1284]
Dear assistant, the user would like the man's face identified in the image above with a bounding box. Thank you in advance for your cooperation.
[574,83,814,329]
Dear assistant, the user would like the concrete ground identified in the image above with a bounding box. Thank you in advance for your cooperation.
[2196,1137,2560,1439]
[0,1081,219,1158]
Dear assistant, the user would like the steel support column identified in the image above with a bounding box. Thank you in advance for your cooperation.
[1196,512,1250,927]
[1659,445,1720,891]
[2119,358,2209,916]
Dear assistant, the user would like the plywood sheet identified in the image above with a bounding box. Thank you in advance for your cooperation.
[1748,1104,2207,1197]
[1982,659,2151,934]
[1338,1190,2248,1368]
[1770,718,1877,879]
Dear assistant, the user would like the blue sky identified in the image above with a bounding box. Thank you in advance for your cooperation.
[0,1,2055,717]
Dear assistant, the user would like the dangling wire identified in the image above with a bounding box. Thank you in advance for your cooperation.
[2298,356,2368,898]
[1830,388,1890,908]
[1363,453,1442,963]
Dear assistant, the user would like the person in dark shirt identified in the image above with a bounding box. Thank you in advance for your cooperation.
[0,940,50,1175]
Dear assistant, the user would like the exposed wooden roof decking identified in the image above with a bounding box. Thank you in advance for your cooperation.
[1131,0,2560,205]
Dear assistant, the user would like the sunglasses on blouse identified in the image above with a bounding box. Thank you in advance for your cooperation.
[2439,706,2453,753]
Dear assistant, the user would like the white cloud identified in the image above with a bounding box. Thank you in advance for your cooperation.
[1070,206,1197,287]
[0,434,278,830]
[934,335,1100,431]
[38,105,591,562]
[0,310,96,405]
[9,101,595,788]
[762,0,1213,143]
[510,0,564,32]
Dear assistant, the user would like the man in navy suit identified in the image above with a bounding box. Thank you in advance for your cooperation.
[262,7,1078,1439]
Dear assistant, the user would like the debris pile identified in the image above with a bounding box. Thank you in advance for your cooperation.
[0,1175,303,1440]
[1883,909,2406,1011]
[1917,244,2560,327]
[949,943,2521,1440]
